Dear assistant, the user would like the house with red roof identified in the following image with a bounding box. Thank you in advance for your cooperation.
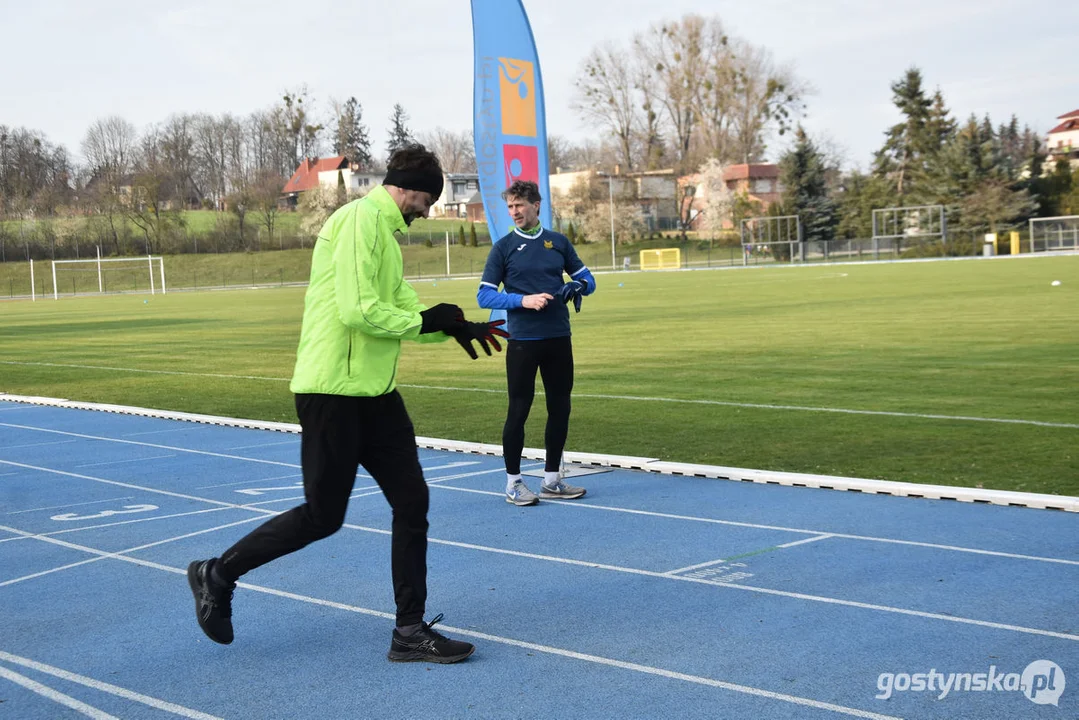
[1046,109,1079,165]
[281,156,384,207]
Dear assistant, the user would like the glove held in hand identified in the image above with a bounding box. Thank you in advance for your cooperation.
[448,320,510,359]
[419,303,464,334]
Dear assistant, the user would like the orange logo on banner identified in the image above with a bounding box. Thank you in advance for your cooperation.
[498,58,537,137]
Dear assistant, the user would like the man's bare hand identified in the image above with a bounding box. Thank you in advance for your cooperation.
[521,293,554,311]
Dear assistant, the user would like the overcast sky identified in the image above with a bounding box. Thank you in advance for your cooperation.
[3,0,1076,171]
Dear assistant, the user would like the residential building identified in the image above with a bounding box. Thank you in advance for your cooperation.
[1046,109,1079,166]
[433,173,480,218]
[548,168,680,231]
[679,164,782,230]
[281,156,383,208]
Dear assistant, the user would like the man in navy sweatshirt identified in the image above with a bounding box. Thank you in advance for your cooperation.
[477,180,597,506]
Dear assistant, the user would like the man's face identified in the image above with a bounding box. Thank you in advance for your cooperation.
[506,194,540,229]
[402,190,435,226]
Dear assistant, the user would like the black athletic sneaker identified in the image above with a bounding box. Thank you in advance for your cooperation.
[387,614,475,664]
[187,559,235,645]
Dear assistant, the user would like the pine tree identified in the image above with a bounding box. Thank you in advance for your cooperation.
[469,222,478,247]
[919,116,1036,237]
[457,225,465,246]
[924,90,957,156]
[333,97,372,170]
[873,67,934,198]
[386,104,414,160]
[779,127,838,244]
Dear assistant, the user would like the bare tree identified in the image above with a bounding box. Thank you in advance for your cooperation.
[160,114,201,207]
[250,170,286,248]
[277,86,324,172]
[635,15,711,169]
[418,127,475,173]
[82,116,137,188]
[572,43,638,171]
[724,41,804,164]
[547,134,574,173]
[127,128,183,253]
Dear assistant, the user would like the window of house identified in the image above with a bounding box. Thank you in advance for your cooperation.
[454,182,467,193]
[467,180,478,190]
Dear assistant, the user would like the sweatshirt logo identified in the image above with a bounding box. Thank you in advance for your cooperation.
[544,239,553,249]
[516,243,527,252]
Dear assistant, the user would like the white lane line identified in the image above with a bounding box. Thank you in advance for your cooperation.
[779,534,836,549]
[0,539,899,720]
[2,359,1074,429]
[4,454,1075,571]
[226,439,296,451]
[436,486,1079,566]
[0,423,300,468]
[666,535,836,576]
[0,459,256,509]
[0,651,225,720]
[5,497,134,516]
[122,427,206,437]
[75,454,176,469]
[0,664,119,720]
[2,439,79,451]
[195,473,301,489]
[0,515,266,588]
[3,462,1075,641]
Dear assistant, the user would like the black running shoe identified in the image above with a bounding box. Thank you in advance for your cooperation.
[187,559,235,645]
[387,614,475,664]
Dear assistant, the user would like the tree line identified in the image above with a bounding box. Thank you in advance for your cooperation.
[773,67,1079,253]
[1,12,1076,261]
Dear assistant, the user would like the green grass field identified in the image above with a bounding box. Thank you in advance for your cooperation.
[1,255,1076,496]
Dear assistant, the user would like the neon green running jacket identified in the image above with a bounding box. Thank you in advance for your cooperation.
[289,185,447,397]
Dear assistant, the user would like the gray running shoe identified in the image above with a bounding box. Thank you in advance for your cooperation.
[505,480,539,506]
[539,478,586,499]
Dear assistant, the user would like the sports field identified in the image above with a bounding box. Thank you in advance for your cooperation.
[1,255,1076,496]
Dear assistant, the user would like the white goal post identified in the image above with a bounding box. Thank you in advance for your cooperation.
[51,250,166,299]
[1029,215,1079,253]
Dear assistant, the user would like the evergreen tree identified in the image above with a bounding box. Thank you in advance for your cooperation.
[457,224,465,246]
[778,127,838,244]
[924,90,957,156]
[386,104,414,160]
[332,97,373,170]
[835,171,895,239]
[336,169,347,206]
[918,116,1036,238]
[469,222,478,247]
[873,67,934,198]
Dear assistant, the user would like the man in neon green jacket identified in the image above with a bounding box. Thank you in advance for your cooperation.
[187,145,506,664]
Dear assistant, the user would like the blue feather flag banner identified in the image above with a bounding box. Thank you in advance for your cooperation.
[470,0,551,248]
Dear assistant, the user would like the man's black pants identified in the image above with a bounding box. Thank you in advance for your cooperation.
[503,336,574,475]
[217,391,429,627]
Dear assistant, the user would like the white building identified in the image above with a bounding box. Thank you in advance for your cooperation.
[1046,109,1079,166]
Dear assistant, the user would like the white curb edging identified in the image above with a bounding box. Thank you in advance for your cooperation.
[2,393,1075,512]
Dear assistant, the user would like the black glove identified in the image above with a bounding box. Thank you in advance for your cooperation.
[419,303,465,334]
[558,280,585,313]
[447,320,510,359]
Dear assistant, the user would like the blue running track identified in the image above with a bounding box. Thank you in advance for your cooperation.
[1,398,1076,719]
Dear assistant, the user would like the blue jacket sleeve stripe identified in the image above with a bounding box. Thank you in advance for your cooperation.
[571,267,596,295]
[477,284,523,310]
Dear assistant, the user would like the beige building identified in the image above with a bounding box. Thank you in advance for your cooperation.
[679,164,782,230]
